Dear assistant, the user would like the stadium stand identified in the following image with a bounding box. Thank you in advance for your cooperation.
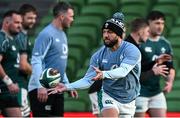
[73,15,103,33]
[68,35,91,54]
[152,4,179,35]
[65,0,86,15]
[81,4,113,20]
[88,0,118,11]
[67,25,98,46]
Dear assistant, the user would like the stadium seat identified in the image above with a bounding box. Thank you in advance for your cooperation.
[173,58,179,72]
[175,17,180,26]
[81,5,112,20]
[73,15,103,34]
[121,4,148,18]
[166,89,180,100]
[167,100,180,112]
[173,47,180,58]
[88,0,118,12]
[152,4,179,32]
[68,47,85,66]
[168,36,180,48]
[67,58,77,79]
[40,16,52,27]
[76,68,88,79]
[67,26,99,46]
[169,27,180,37]
[172,48,180,73]
[63,0,86,15]
[68,35,91,55]
[157,0,180,6]
[120,0,151,11]
[172,79,180,89]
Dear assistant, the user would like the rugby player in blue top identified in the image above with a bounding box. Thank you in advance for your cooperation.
[48,12,141,118]
[28,1,78,117]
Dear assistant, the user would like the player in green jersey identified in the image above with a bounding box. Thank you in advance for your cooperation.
[18,4,37,117]
[0,10,23,117]
[135,11,175,117]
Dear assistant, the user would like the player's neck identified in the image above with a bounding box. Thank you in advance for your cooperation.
[130,33,140,45]
[110,39,122,51]
[52,19,63,31]
[149,35,160,41]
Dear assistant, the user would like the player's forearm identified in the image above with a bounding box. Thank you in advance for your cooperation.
[0,65,8,80]
[0,65,14,85]
[66,78,93,91]
[167,69,175,83]
[102,63,135,79]
[62,73,69,84]
[31,55,43,88]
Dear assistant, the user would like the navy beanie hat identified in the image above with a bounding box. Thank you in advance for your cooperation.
[102,12,125,38]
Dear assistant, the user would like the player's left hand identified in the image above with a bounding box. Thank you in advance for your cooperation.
[48,83,67,95]
[69,90,78,98]
[92,66,103,81]
[156,54,172,64]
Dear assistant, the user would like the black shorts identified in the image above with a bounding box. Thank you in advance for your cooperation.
[0,93,21,109]
[28,89,64,117]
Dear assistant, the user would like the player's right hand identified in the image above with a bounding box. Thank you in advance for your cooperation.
[152,63,169,77]
[92,66,103,81]
[37,87,48,102]
[7,83,19,94]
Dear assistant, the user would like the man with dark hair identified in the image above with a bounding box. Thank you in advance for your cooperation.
[135,10,175,117]
[28,1,77,117]
[0,10,22,117]
[48,12,141,118]
[125,18,149,47]
[18,4,37,117]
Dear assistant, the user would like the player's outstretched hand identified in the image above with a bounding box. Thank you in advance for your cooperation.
[152,63,169,78]
[92,66,103,81]
[48,83,67,95]
[156,54,172,64]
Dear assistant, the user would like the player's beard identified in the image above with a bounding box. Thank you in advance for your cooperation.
[104,38,118,47]
[23,23,34,30]
[9,29,19,36]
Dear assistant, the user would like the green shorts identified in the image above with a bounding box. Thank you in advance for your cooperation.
[0,92,21,109]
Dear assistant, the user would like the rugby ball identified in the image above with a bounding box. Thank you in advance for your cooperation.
[40,68,61,88]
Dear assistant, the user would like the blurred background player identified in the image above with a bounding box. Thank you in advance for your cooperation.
[125,18,149,47]
[28,1,78,117]
[48,12,141,118]
[18,3,37,117]
[135,10,175,117]
[0,10,22,117]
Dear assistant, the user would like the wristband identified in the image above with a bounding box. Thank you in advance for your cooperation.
[2,75,13,85]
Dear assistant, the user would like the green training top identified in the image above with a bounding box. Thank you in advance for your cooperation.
[0,31,26,93]
[139,36,173,97]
